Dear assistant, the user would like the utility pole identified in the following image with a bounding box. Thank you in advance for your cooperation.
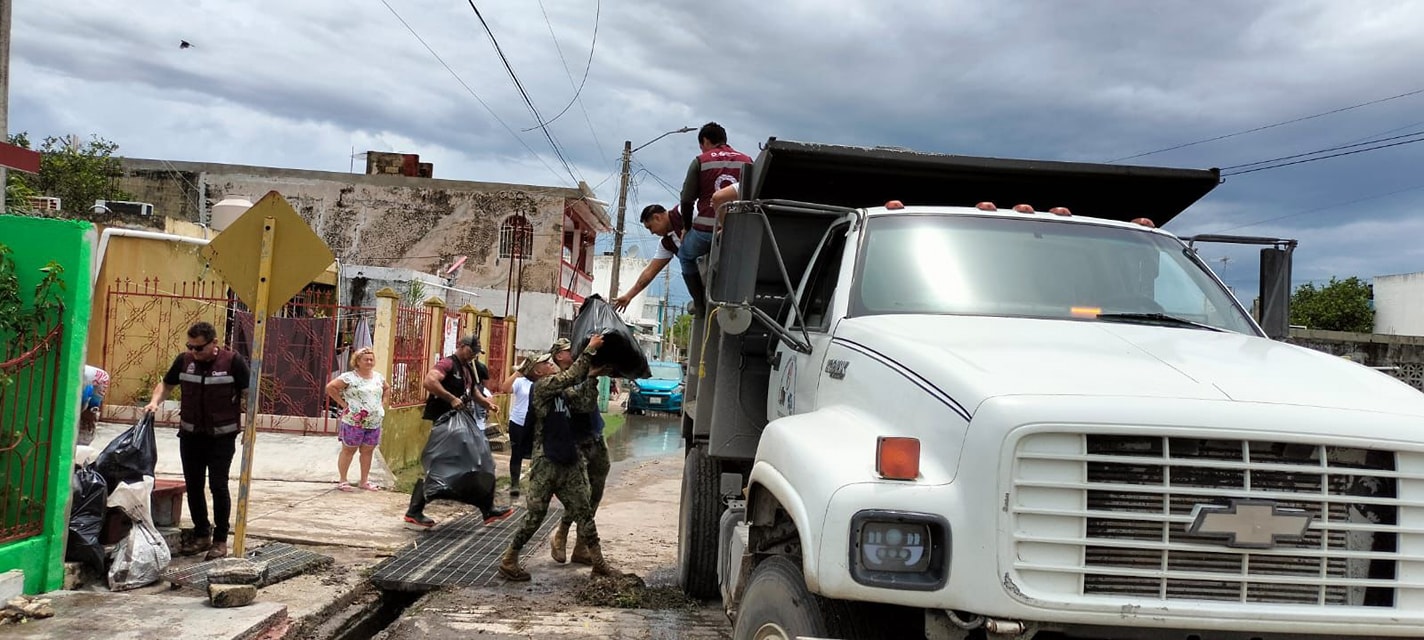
[609,140,632,301]
[0,0,11,215]
[659,267,671,358]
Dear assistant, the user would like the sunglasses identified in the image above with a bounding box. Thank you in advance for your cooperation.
[186,342,212,352]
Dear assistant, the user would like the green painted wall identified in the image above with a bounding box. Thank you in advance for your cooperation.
[0,215,95,593]
[379,406,429,473]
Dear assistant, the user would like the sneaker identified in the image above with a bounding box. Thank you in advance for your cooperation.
[403,514,436,531]
[482,506,515,526]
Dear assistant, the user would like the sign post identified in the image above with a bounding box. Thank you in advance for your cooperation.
[202,191,334,556]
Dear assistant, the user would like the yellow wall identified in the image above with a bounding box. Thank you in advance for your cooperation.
[378,406,430,473]
[89,230,226,405]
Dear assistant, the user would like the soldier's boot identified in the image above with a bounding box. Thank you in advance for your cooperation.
[498,546,530,582]
[550,522,570,563]
[588,543,627,578]
[570,535,592,566]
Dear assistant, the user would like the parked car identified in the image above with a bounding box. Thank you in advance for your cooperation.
[626,361,684,414]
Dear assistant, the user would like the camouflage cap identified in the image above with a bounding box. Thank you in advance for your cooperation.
[550,338,572,355]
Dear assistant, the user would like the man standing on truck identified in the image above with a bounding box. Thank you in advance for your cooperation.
[546,338,610,567]
[612,204,687,314]
[679,122,751,313]
[498,334,623,581]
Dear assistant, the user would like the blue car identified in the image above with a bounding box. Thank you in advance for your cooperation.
[626,361,685,414]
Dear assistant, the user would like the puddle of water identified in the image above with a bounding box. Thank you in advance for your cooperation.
[605,414,683,463]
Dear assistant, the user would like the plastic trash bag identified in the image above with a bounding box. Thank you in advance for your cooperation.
[94,414,158,494]
[106,476,171,591]
[65,464,108,573]
[421,408,498,512]
[572,294,652,379]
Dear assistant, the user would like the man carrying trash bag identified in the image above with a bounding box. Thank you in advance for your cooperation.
[404,334,511,530]
[499,334,623,581]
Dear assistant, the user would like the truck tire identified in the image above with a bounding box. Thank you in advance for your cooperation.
[732,556,919,640]
[678,444,723,600]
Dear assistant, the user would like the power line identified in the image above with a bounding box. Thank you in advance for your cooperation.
[526,0,602,146]
[632,160,681,199]
[1221,130,1424,171]
[1221,132,1424,176]
[466,0,582,185]
[1107,86,1424,163]
[375,0,566,184]
[1208,181,1424,233]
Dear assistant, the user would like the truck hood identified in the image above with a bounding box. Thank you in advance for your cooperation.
[833,315,1424,417]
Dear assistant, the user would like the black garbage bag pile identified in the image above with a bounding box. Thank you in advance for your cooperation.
[572,294,652,379]
[94,414,157,494]
[422,408,498,513]
[65,464,108,572]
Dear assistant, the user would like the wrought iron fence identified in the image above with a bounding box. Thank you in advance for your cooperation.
[0,316,63,544]
[391,305,432,407]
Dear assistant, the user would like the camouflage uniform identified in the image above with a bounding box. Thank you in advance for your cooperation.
[508,349,601,552]
[561,377,610,527]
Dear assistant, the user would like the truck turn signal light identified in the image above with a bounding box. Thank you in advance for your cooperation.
[877,437,921,480]
[885,200,905,210]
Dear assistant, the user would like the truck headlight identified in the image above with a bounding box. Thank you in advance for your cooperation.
[849,510,949,590]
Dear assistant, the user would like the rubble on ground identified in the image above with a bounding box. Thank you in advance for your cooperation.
[573,574,699,610]
[0,596,56,625]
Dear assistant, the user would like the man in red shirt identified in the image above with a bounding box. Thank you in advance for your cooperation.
[677,122,751,314]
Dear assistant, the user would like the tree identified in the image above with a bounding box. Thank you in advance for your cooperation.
[669,313,693,352]
[1290,276,1374,333]
[5,132,132,215]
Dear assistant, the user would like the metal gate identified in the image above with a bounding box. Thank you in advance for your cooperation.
[0,318,63,543]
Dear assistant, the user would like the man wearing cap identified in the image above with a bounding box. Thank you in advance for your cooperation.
[499,333,622,581]
[611,203,687,314]
[546,338,610,566]
[403,334,509,530]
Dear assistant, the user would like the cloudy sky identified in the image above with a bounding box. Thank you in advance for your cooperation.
[12,0,1424,305]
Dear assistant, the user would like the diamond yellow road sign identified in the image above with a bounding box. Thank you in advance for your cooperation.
[203,191,334,309]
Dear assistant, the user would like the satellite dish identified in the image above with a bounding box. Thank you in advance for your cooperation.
[717,305,753,335]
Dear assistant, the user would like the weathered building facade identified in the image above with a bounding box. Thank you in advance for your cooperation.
[116,158,608,349]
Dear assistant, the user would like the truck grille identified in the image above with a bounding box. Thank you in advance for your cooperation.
[1011,433,1417,608]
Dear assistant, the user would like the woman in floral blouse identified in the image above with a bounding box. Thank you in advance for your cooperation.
[324,347,390,491]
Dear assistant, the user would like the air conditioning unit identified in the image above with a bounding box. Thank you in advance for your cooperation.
[28,196,61,211]
[94,200,154,217]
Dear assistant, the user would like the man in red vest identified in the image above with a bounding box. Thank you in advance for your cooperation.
[676,122,752,314]
[144,321,249,560]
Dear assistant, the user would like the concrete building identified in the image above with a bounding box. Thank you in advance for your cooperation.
[1374,272,1424,336]
[116,157,609,350]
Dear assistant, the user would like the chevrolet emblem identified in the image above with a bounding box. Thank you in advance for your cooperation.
[1187,499,1312,549]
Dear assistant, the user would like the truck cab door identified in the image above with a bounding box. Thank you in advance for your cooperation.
[770,221,853,418]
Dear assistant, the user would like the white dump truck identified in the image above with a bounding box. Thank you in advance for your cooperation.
[677,139,1424,640]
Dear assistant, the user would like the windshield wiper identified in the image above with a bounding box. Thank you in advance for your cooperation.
[1096,312,1224,332]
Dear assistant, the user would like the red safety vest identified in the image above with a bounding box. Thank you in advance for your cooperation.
[177,349,243,436]
[693,145,752,231]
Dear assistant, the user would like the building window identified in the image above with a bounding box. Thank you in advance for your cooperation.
[500,215,533,259]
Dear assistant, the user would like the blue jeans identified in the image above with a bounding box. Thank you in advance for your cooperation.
[678,229,714,312]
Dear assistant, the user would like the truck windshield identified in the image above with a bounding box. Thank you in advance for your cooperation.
[852,214,1258,334]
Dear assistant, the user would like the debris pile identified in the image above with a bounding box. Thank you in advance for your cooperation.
[573,574,699,610]
[0,596,55,625]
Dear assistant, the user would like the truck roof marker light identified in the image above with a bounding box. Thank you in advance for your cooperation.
[876,437,920,481]
[1049,207,1072,216]
[1012,204,1034,213]
[1131,217,1156,228]
[975,202,997,211]
[1071,306,1102,318]
[885,200,905,210]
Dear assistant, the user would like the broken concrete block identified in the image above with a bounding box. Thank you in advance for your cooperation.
[207,558,269,586]
[208,583,257,608]
[0,571,22,603]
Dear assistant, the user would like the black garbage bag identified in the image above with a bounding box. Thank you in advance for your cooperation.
[94,414,158,493]
[421,408,497,512]
[572,294,652,379]
[65,464,108,573]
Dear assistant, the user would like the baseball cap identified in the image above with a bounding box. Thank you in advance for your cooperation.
[457,335,483,353]
[550,338,572,354]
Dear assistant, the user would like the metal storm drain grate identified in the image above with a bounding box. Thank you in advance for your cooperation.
[369,505,562,591]
[164,542,334,589]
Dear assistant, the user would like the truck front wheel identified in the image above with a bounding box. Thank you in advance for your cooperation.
[734,556,915,640]
[678,443,723,600]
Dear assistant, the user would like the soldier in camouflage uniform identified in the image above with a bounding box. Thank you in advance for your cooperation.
[499,334,623,581]
[546,338,613,566]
